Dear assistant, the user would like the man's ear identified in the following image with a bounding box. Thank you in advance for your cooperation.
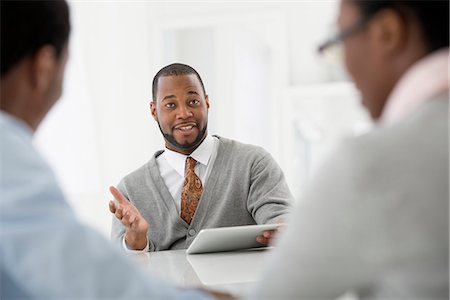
[205,95,210,109]
[150,100,158,121]
[370,8,406,57]
[31,46,57,93]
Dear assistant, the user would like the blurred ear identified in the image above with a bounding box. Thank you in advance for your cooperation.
[31,46,58,93]
[150,101,158,121]
[370,8,406,57]
[205,95,210,109]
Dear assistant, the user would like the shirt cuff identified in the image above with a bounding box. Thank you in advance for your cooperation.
[122,235,149,253]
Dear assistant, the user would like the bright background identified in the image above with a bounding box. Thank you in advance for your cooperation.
[34,0,371,237]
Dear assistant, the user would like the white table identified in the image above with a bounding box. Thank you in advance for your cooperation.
[128,248,273,297]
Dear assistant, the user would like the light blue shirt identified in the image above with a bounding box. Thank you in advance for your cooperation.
[0,112,211,299]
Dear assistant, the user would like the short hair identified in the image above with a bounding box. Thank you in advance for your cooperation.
[354,0,449,53]
[1,0,70,77]
[152,63,206,102]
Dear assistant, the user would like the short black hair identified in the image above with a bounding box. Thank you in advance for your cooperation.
[1,0,70,77]
[354,0,449,53]
[152,63,206,102]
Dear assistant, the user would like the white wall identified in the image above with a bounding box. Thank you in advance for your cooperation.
[34,0,370,237]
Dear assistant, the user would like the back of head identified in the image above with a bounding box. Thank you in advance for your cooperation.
[152,63,206,102]
[354,0,449,53]
[1,0,70,78]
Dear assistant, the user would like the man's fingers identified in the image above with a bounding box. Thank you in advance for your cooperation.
[109,186,128,205]
[117,208,139,229]
[115,206,124,220]
[128,213,141,228]
[256,235,269,245]
[129,214,137,224]
[203,288,237,300]
[257,229,279,245]
[263,229,276,238]
[108,187,147,233]
[121,212,132,227]
[108,200,116,213]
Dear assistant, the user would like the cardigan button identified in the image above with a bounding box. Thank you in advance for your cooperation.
[188,229,196,236]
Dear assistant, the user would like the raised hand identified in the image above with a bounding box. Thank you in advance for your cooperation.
[108,186,149,250]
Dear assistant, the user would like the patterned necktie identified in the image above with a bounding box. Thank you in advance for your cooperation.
[180,157,203,224]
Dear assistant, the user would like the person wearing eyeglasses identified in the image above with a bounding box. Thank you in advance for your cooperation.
[249,0,448,299]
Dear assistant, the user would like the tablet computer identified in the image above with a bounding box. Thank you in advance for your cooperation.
[186,224,279,254]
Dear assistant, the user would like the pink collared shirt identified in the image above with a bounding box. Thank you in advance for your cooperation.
[380,48,449,125]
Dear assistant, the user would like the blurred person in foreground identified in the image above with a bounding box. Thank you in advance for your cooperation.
[250,0,448,299]
[0,1,231,299]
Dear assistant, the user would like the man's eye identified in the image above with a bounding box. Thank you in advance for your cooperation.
[190,99,200,105]
[165,103,175,109]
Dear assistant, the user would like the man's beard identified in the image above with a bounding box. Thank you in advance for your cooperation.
[157,121,208,153]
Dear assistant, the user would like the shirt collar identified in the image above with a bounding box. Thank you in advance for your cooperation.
[0,111,34,140]
[162,134,214,177]
[380,48,449,125]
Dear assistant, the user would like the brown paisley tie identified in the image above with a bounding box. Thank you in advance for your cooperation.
[180,157,203,224]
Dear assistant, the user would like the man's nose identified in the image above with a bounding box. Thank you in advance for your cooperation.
[177,105,193,119]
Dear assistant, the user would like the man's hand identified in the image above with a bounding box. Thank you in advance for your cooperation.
[256,218,285,246]
[201,288,237,300]
[108,186,148,250]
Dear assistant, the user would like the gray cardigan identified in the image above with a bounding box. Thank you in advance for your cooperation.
[111,136,293,251]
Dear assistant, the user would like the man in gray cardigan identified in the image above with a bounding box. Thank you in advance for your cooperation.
[109,63,292,252]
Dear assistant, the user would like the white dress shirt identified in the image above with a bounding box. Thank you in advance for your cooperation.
[157,134,219,213]
[123,135,219,252]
